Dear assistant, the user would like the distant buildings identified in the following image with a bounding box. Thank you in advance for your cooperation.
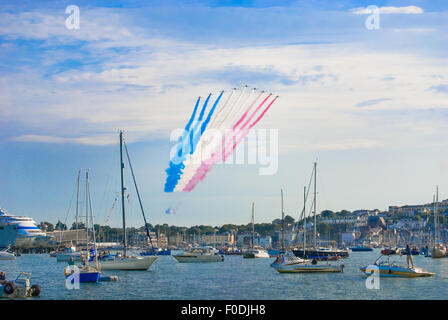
[388,199,448,217]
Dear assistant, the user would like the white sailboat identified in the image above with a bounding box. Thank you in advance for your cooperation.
[243,202,270,258]
[431,186,446,259]
[173,246,224,263]
[99,131,157,270]
[276,162,344,273]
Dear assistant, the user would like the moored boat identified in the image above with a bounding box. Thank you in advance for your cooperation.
[243,246,270,259]
[360,253,435,278]
[275,259,344,273]
[270,252,308,268]
[350,245,373,252]
[0,247,16,260]
[173,246,224,263]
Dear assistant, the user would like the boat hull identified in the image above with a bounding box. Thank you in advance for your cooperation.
[173,254,224,263]
[276,264,344,273]
[360,266,435,278]
[292,248,349,259]
[431,247,446,259]
[350,247,373,252]
[0,250,16,260]
[99,256,157,270]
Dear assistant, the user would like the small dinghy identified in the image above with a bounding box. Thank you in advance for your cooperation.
[0,271,41,298]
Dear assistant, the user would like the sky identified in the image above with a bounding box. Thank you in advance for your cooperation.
[0,0,447,228]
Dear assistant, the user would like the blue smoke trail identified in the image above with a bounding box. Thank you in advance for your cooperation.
[164,97,200,192]
[164,92,223,192]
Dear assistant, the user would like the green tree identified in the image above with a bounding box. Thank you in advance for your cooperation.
[55,220,67,231]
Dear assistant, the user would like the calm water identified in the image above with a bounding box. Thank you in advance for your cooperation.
[1,249,447,299]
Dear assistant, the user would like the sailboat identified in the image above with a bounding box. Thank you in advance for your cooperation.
[292,162,349,260]
[99,131,158,270]
[243,202,270,258]
[64,171,101,283]
[431,187,446,259]
[277,162,344,273]
[270,189,307,268]
[56,170,82,263]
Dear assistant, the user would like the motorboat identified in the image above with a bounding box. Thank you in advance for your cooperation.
[0,247,16,260]
[243,246,270,258]
[173,246,224,263]
[360,254,435,278]
[275,259,345,273]
[270,252,308,268]
[0,272,41,298]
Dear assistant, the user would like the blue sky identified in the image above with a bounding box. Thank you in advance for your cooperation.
[0,1,447,228]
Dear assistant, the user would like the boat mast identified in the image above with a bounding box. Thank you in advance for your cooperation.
[436,186,439,242]
[303,186,306,257]
[86,171,99,269]
[251,202,255,250]
[119,130,127,257]
[313,161,317,249]
[75,170,80,247]
[281,188,285,251]
[85,170,89,249]
[433,193,436,244]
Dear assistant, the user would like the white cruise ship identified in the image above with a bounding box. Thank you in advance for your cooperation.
[0,208,48,248]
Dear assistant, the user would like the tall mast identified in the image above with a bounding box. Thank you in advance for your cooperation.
[86,171,99,269]
[85,170,89,248]
[313,162,317,249]
[281,188,285,251]
[433,194,436,243]
[303,186,306,257]
[119,130,127,256]
[436,186,439,241]
[75,170,80,247]
[251,202,255,250]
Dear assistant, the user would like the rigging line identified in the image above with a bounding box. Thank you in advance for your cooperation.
[294,166,315,240]
[87,172,99,269]
[123,140,155,249]
[60,172,78,241]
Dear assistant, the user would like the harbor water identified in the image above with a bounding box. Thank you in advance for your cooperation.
[1,249,447,300]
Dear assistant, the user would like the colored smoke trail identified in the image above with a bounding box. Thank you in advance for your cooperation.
[164,92,223,192]
[182,94,278,192]
[175,88,255,191]
[174,90,236,192]
[163,97,201,192]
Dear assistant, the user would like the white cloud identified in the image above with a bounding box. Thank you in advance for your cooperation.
[351,6,424,15]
